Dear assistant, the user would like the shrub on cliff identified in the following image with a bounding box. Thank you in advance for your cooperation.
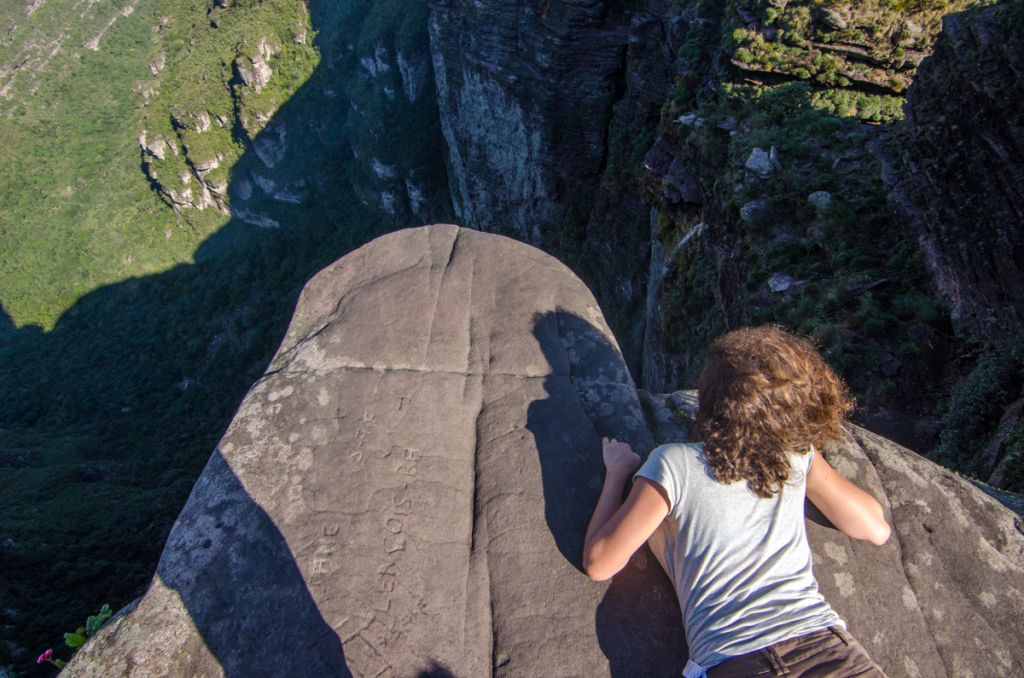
[932,341,1024,476]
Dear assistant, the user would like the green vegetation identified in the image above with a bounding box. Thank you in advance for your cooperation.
[997,424,1024,490]
[659,80,951,404]
[0,0,452,674]
[138,0,323,216]
[0,182,397,674]
[646,0,994,436]
[0,0,197,329]
[659,222,727,381]
[932,341,1024,474]
[648,0,1024,496]
[36,604,113,668]
[723,0,985,99]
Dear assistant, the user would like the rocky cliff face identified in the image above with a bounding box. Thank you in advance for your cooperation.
[420,0,982,420]
[890,0,1024,341]
[62,0,1017,432]
[64,227,1024,678]
[427,0,631,247]
[425,0,706,380]
[622,0,991,428]
[574,4,681,382]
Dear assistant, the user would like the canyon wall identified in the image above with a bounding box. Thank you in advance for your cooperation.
[427,0,630,247]
[890,0,1024,341]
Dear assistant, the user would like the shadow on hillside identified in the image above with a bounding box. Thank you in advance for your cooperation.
[0,1,452,675]
[0,304,13,335]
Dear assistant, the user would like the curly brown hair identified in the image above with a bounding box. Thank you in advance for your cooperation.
[695,325,855,498]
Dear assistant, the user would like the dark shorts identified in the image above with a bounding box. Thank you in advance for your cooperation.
[706,626,888,678]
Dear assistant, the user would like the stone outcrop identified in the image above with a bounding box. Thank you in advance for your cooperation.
[64,226,1023,677]
[234,36,278,94]
[890,0,1024,341]
[62,225,680,677]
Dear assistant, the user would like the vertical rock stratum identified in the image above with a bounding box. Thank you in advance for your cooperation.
[428,0,630,246]
[890,0,1024,341]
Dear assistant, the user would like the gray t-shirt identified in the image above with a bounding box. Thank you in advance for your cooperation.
[635,442,844,669]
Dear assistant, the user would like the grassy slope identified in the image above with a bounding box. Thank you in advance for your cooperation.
[0,0,451,674]
[0,0,209,329]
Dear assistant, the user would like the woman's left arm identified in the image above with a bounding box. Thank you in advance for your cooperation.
[806,448,890,545]
[583,438,671,581]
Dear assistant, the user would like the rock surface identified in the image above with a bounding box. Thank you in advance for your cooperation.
[427,0,631,246]
[64,226,1023,677]
[745,147,775,176]
[62,225,682,677]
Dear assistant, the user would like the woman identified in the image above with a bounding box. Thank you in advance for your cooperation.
[584,325,890,677]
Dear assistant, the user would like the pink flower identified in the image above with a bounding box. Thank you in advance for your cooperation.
[37,648,53,664]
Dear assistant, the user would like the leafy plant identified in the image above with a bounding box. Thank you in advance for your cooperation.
[932,341,1024,473]
[36,604,113,670]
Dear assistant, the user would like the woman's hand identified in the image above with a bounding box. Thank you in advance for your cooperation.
[602,437,641,480]
[583,438,670,581]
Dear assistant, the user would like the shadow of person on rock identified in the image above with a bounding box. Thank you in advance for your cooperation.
[527,310,688,677]
[158,451,352,677]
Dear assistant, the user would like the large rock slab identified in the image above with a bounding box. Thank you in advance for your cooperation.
[65,226,1024,677]
[63,225,684,677]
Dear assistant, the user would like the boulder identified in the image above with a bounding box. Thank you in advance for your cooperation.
[745,147,774,176]
[817,8,848,30]
[768,271,799,292]
[808,190,832,209]
[63,225,683,677]
[739,198,770,223]
[663,155,701,204]
[64,226,1024,677]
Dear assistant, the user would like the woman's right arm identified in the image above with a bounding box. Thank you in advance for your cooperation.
[583,438,671,581]
[805,448,891,545]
